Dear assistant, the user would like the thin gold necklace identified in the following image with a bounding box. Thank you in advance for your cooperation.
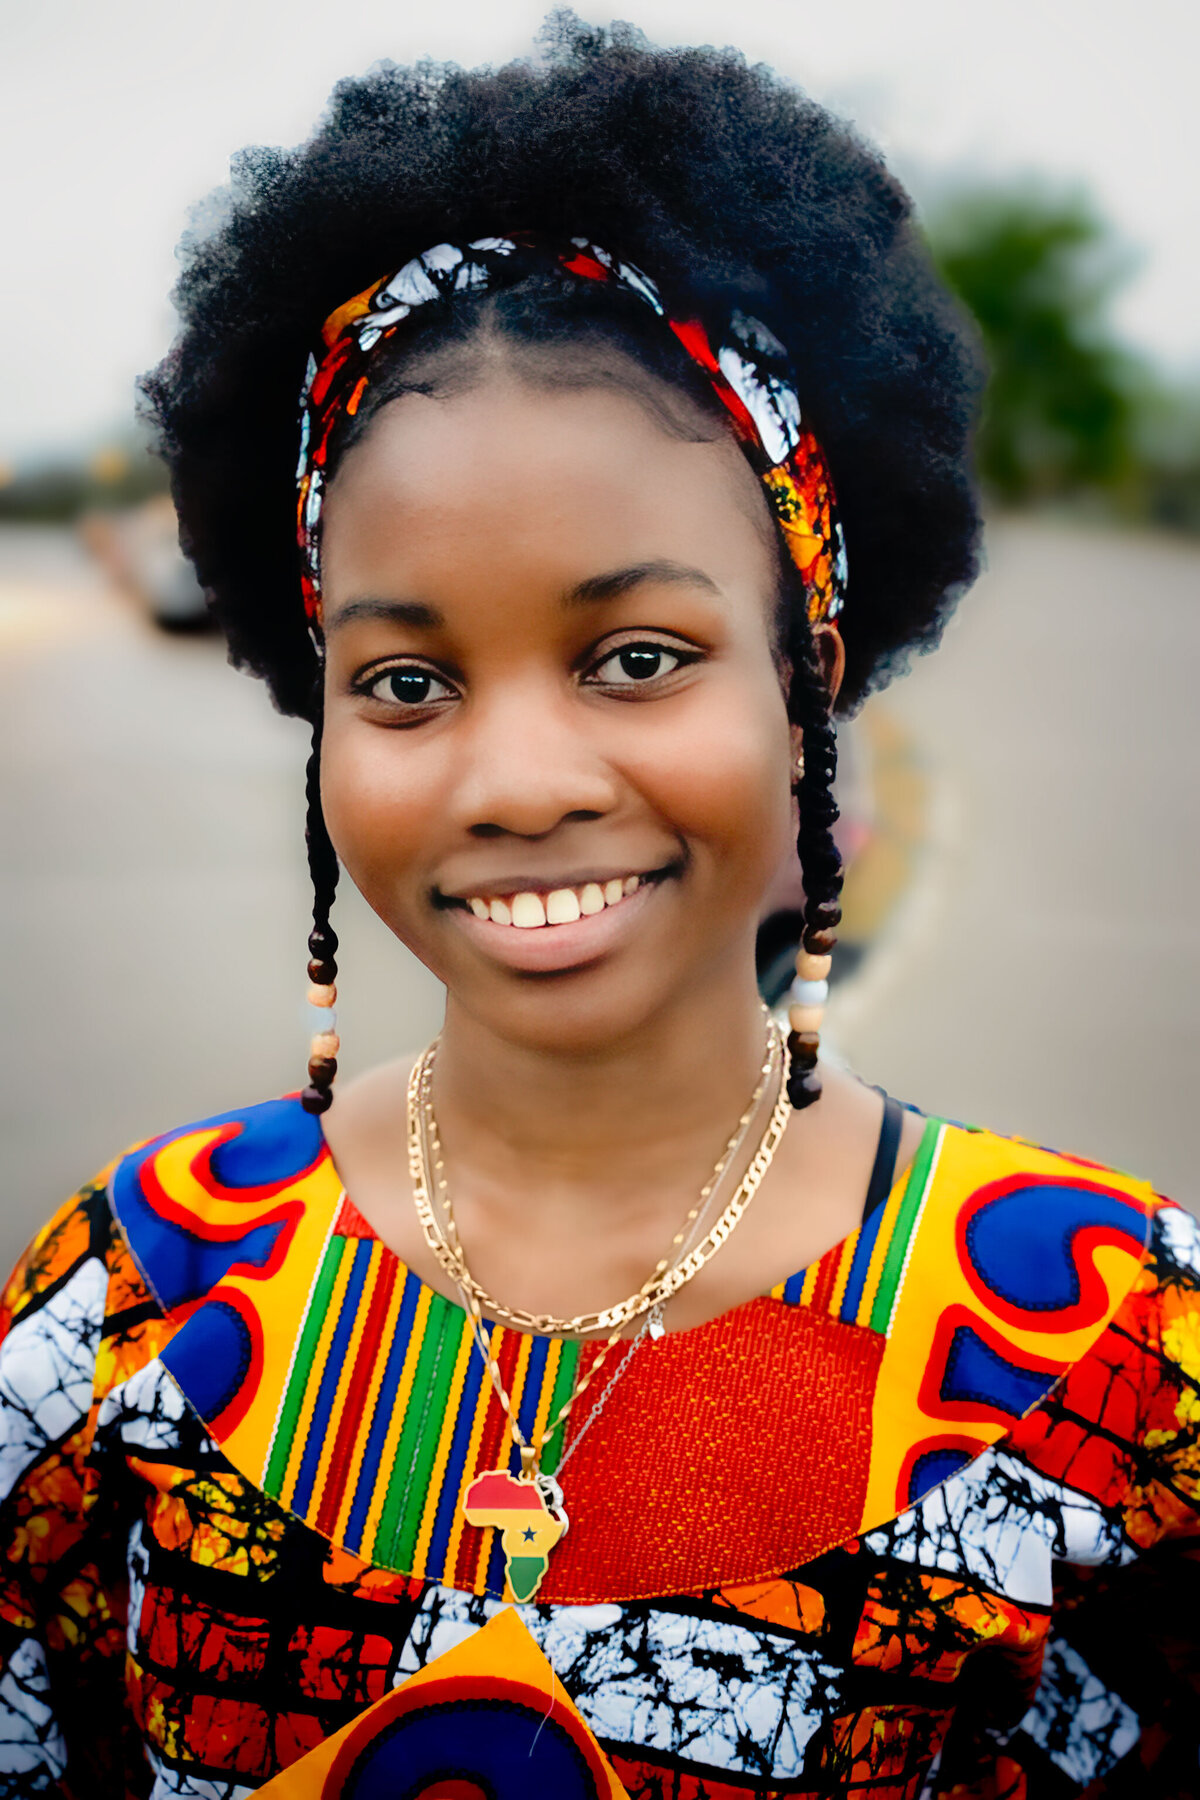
[409,1016,786,1336]
[404,1028,792,1601]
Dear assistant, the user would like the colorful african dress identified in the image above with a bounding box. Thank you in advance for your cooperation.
[0,1094,1196,1798]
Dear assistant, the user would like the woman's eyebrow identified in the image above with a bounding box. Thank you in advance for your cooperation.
[564,560,722,606]
[325,596,444,633]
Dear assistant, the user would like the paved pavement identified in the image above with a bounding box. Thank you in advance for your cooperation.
[830,516,1199,1207]
[1,517,1196,1272]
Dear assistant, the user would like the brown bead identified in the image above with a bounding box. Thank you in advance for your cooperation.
[787,1031,819,1070]
[787,1066,823,1109]
[809,900,842,931]
[307,957,337,985]
[308,924,339,960]
[300,1084,333,1115]
[307,1055,337,1086]
[802,926,838,956]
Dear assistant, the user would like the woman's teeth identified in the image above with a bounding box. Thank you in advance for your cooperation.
[465,875,642,930]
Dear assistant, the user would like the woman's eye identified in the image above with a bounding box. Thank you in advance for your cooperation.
[364,666,456,708]
[591,644,685,686]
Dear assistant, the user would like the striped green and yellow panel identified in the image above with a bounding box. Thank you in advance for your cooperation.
[261,1199,583,1594]
[771,1118,944,1335]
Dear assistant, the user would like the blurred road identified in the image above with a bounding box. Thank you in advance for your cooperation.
[830,517,1199,1207]
[1,517,1197,1271]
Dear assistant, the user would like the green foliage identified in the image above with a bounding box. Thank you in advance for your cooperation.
[0,436,167,523]
[928,184,1140,503]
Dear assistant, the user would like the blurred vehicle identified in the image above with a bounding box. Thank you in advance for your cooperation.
[79,494,212,631]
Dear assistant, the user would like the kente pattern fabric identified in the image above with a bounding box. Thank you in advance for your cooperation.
[0,1095,1196,1797]
[296,237,848,630]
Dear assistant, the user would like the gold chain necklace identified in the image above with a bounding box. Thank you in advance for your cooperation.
[409,1016,786,1336]
[404,1027,792,1600]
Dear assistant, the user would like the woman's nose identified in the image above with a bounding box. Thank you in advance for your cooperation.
[449,682,620,838]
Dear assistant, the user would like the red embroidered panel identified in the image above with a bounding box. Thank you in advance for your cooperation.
[541,1297,885,1603]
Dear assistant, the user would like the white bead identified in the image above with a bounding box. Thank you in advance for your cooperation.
[789,977,829,1008]
[306,1002,338,1034]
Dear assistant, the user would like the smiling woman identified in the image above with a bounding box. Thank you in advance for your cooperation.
[0,15,1196,1800]
[319,377,793,1027]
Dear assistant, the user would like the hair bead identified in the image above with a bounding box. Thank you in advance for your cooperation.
[308,924,338,961]
[802,926,837,956]
[301,709,342,1118]
[788,1003,824,1035]
[787,1064,823,1108]
[795,951,831,982]
[783,620,844,1113]
[808,899,842,932]
[789,977,829,1008]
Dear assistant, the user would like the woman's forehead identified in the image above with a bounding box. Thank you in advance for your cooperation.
[321,376,777,597]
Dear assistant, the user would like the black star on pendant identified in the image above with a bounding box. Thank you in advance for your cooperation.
[522,1525,537,1542]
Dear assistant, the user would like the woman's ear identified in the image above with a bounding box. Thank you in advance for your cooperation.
[788,720,805,791]
[811,623,845,712]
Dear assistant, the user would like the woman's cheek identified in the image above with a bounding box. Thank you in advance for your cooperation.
[627,711,791,915]
[318,725,436,920]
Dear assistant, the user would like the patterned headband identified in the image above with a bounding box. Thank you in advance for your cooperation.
[296,236,847,631]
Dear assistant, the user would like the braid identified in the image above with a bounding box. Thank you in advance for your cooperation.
[301,698,341,1116]
[784,602,844,1110]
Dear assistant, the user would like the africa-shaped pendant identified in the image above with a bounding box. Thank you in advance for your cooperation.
[463,1468,569,1601]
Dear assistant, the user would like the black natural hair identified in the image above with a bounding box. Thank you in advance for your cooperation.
[140,12,984,1111]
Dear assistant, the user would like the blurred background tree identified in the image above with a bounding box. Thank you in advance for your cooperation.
[929,184,1136,502]
[927,181,1200,528]
[0,431,167,523]
[3,178,1197,536]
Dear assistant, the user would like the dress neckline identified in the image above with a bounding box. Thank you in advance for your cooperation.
[310,1093,926,1350]
[109,1094,1158,1604]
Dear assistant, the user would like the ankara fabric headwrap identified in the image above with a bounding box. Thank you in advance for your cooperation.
[296,237,847,630]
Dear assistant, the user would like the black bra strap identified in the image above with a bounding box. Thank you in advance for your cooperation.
[862,1094,905,1225]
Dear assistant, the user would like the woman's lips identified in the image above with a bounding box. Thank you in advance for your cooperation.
[444,872,666,973]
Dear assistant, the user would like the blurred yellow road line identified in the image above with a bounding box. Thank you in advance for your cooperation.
[0,580,126,652]
[827,700,961,1052]
[839,706,930,947]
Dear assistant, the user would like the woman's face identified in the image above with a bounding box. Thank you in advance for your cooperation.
[319,370,798,1052]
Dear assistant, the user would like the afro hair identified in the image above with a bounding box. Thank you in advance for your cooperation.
[141,10,985,720]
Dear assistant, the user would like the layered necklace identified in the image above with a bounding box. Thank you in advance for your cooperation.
[405,1016,793,1599]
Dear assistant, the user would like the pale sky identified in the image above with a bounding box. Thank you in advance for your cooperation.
[2,0,1197,459]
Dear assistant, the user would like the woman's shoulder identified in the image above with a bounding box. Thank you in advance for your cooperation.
[836,1109,1196,1530]
[3,1092,323,1337]
[890,1109,1192,1344]
[103,1091,333,1314]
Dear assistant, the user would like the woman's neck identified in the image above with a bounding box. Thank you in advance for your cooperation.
[432,970,770,1228]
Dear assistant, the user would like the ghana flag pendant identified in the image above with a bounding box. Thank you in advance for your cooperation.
[464,1452,569,1601]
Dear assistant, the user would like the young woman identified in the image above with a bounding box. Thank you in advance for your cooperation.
[1,20,1195,1799]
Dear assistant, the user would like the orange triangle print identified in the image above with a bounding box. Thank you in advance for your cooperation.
[255,1607,630,1798]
